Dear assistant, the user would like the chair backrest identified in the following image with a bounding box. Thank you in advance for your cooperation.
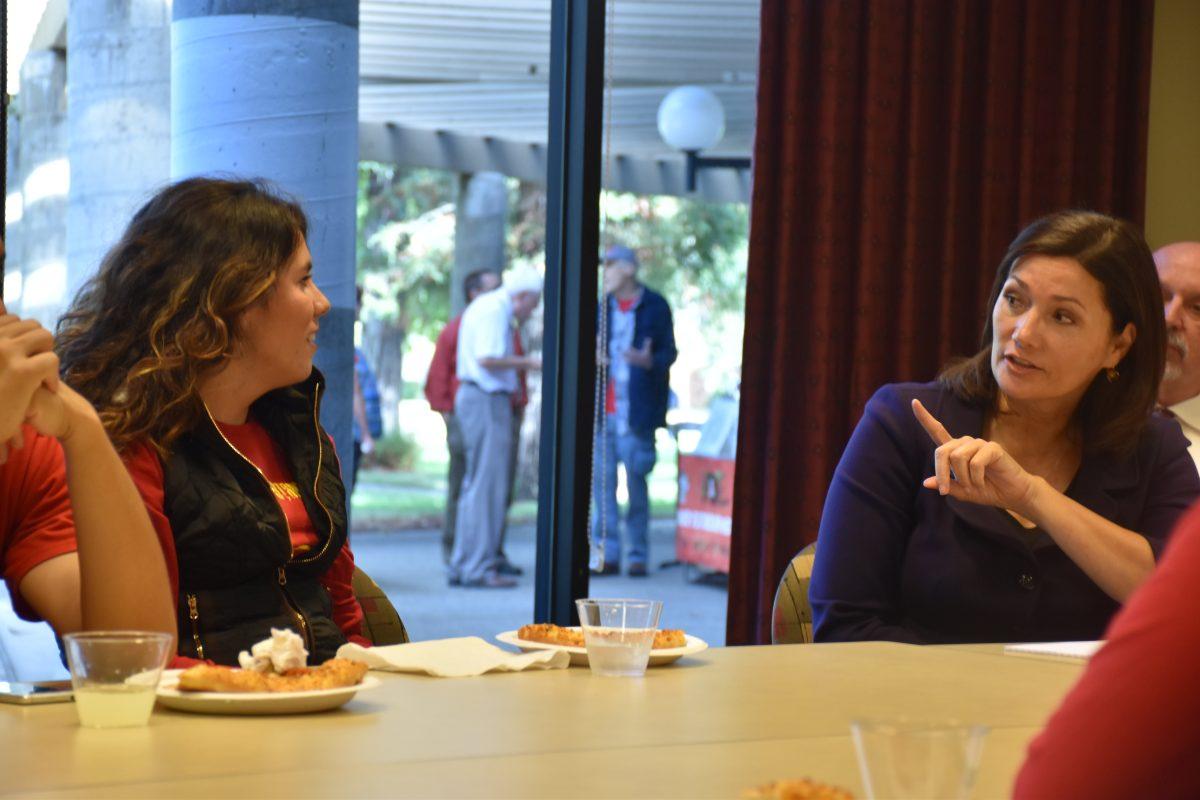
[351,567,410,646]
[771,542,817,644]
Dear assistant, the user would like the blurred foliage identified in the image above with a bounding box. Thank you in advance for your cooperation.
[358,162,748,334]
[356,163,458,340]
[597,194,749,397]
[364,431,420,471]
[356,162,750,411]
[599,193,749,316]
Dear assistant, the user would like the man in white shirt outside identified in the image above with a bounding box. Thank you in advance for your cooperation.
[449,265,542,588]
[1157,241,1200,466]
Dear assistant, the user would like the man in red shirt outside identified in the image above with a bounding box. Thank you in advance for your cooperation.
[424,270,529,575]
[0,284,174,642]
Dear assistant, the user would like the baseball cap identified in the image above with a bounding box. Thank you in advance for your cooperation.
[603,244,638,267]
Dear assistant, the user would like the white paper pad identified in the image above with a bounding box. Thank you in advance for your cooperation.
[337,637,571,678]
[1003,640,1102,662]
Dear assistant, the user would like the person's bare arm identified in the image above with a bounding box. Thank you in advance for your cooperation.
[19,383,175,642]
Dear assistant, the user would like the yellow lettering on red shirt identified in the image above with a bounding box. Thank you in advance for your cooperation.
[270,481,301,501]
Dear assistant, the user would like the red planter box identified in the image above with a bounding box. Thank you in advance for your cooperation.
[676,453,736,573]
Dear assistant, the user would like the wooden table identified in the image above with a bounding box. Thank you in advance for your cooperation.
[0,642,1083,799]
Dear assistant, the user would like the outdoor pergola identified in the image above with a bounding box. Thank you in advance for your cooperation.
[359,0,758,202]
[14,0,757,204]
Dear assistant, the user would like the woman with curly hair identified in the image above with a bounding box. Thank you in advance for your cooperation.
[57,177,370,665]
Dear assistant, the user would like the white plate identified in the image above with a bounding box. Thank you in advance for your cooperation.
[155,670,381,715]
[495,629,708,667]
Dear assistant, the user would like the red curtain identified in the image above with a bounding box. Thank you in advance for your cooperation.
[728,0,1155,645]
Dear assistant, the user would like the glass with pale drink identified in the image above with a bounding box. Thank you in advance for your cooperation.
[575,599,663,677]
[63,631,173,728]
[850,718,989,799]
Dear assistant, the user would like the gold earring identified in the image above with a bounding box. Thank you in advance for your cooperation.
[1106,367,1120,382]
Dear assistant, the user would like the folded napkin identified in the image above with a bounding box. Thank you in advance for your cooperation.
[336,637,570,678]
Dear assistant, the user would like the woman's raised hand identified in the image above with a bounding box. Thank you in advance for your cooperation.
[911,399,1041,515]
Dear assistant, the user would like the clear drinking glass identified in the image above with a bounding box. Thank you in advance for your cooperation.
[575,598,663,677]
[63,631,173,728]
[850,718,989,800]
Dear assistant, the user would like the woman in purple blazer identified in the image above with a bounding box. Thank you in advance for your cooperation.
[810,211,1200,644]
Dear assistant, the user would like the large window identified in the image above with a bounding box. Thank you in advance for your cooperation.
[0,0,759,681]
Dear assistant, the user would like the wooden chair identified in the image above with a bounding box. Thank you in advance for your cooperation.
[771,542,817,644]
[351,567,410,646]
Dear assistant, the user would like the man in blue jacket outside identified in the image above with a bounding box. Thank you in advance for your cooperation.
[593,244,677,576]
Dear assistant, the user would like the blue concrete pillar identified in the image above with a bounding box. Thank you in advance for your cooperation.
[14,51,68,328]
[68,0,172,304]
[171,0,359,489]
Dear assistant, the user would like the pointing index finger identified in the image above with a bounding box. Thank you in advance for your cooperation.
[912,398,952,446]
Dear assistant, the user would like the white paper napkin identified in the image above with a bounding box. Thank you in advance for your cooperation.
[336,637,570,678]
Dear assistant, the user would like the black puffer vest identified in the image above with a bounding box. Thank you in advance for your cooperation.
[162,371,348,666]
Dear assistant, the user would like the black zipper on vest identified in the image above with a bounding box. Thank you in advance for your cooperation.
[203,404,298,555]
[200,389,333,658]
[186,593,206,660]
[277,567,314,653]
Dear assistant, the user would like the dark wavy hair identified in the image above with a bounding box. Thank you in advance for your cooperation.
[56,177,308,455]
[939,209,1164,456]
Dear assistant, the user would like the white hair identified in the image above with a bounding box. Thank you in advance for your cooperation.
[505,264,544,296]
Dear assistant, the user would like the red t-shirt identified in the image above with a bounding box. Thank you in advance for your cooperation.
[217,420,320,552]
[425,314,529,414]
[1013,501,1200,798]
[424,316,463,413]
[122,423,368,664]
[0,426,78,619]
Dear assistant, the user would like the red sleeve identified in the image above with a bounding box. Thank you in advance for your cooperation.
[1,427,79,620]
[512,329,529,409]
[1013,502,1200,799]
[321,543,370,648]
[121,441,180,606]
[424,318,460,413]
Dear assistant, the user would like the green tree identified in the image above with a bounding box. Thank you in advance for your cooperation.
[356,163,458,432]
[600,193,748,397]
[357,162,750,455]
[506,185,749,328]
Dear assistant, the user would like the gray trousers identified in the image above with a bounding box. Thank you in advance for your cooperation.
[449,383,513,583]
[442,408,524,563]
[442,413,467,561]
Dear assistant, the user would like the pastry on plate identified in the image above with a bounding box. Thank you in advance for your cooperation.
[176,628,367,693]
[517,622,688,650]
[517,623,586,648]
[177,658,368,693]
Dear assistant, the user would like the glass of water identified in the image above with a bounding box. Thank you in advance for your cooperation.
[851,717,989,799]
[63,631,173,728]
[575,598,662,677]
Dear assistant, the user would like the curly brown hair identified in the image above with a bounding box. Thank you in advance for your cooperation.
[56,177,308,455]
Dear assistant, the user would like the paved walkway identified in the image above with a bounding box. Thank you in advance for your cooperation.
[0,520,727,681]
[352,518,728,645]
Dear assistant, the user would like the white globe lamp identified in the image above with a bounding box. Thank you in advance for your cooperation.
[656,85,748,192]
[657,85,726,152]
